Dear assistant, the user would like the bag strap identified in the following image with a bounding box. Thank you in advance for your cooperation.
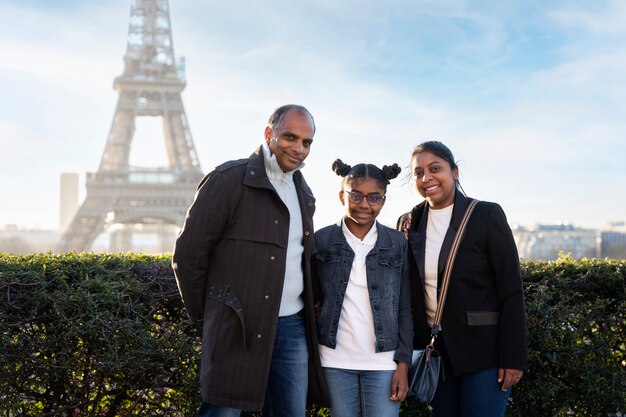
[429,199,479,347]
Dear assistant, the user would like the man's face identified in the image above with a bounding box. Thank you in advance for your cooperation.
[264,109,315,172]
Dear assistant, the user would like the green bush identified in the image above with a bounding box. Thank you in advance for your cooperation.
[509,255,625,416]
[0,253,199,416]
[1,253,624,416]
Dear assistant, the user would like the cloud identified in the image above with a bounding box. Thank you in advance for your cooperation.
[550,0,626,35]
[1,0,625,232]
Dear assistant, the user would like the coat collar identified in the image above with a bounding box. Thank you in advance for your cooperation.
[243,146,274,190]
[243,145,308,191]
[242,146,315,234]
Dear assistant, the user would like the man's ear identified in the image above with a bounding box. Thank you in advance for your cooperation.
[264,127,272,145]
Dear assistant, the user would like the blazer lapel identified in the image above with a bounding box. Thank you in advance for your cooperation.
[437,191,470,280]
[408,203,428,285]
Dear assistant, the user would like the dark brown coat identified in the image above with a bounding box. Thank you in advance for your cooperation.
[172,147,330,411]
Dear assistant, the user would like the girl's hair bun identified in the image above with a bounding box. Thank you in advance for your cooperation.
[381,163,401,181]
[332,159,352,177]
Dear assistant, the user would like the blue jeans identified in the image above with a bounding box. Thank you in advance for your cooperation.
[323,368,400,417]
[198,311,308,417]
[430,337,511,417]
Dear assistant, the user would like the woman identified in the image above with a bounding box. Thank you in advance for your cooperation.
[397,141,527,417]
[314,159,413,417]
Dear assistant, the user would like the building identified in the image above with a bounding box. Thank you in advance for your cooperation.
[59,173,79,232]
[600,222,626,260]
[0,225,61,254]
[512,223,600,261]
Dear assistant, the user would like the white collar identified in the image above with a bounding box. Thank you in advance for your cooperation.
[342,218,378,245]
[262,143,304,182]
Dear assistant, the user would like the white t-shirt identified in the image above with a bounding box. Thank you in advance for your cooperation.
[319,220,397,370]
[424,204,453,325]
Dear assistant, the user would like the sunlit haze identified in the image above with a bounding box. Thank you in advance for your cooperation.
[1,0,625,232]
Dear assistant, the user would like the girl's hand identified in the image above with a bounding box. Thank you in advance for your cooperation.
[390,361,409,402]
[313,301,322,318]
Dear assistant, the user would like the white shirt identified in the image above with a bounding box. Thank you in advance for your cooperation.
[319,220,396,370]
[424,204,453,325]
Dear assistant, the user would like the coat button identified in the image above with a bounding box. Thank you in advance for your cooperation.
[264,295,269,300]
[250,170,255,175]
[304,231,310,236]
[274,220,279,224]
[270,256,275,261]
[309,202,313,206]
[257,334,262,339]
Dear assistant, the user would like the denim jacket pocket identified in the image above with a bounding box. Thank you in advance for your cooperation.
[378,254,403,268]
[316,252,341,264]
[377,254,403,289]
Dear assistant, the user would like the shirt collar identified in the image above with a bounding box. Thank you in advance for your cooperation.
[262,142,304,182]
[341,218,378,245]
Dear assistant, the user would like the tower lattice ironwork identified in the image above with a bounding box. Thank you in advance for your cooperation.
[57,0,203,252]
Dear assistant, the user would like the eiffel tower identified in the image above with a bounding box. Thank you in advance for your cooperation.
[57,0,203,252]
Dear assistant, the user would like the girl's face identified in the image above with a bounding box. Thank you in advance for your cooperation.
[411,151,458,209]
[339,177,386,237]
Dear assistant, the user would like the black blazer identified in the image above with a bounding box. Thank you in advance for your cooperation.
[398,191,528,375]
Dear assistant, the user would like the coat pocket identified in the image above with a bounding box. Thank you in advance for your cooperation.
[208,285,247,349]
[467,311,500,326]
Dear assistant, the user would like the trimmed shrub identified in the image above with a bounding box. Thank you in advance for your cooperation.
[1,253,624,416]
[0,253,199,416]
[509,255,625,416]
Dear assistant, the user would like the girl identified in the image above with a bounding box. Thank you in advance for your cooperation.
[314,159,413,417]
[398,141,528,417]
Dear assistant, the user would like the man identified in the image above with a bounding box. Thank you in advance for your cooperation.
[172,104,330,417]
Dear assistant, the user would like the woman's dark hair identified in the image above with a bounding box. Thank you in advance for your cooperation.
[411,140,465,194]
[332,159,401,191]
[411,141,458,171]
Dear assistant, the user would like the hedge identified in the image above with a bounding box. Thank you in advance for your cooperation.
[0,253,624,417]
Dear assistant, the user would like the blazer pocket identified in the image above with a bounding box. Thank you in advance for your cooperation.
[467,311,500,326]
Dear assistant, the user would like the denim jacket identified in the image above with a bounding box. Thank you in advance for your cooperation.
[314,220,413,365]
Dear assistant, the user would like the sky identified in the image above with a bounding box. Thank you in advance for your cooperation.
[1,0,625,233]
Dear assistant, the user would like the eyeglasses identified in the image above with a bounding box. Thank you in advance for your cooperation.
[345,191,386,205]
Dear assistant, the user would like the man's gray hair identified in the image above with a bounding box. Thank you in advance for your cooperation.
[267,104,316,134]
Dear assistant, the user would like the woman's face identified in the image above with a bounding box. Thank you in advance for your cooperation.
[339,177,386,235]
[411,151,458,209]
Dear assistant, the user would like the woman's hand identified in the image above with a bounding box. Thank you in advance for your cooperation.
[390,361,410,402]
[498,368,524,391]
